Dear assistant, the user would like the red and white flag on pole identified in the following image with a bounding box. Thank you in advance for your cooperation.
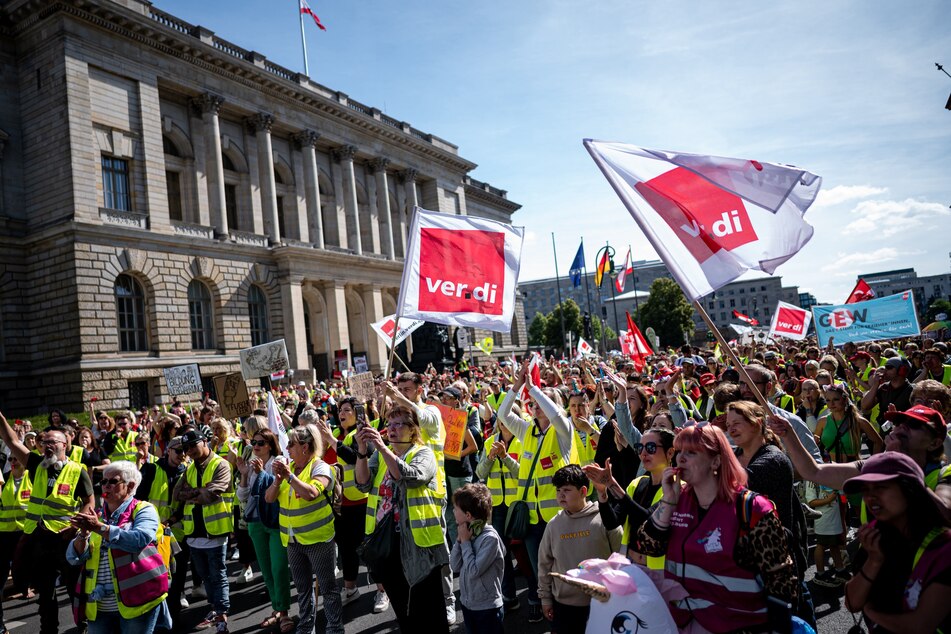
[615,248,633,293]
[266,392,290,458]
[576,337,594,358]
[769,301,811,340]
[732,309,760,327]
[845,278,875,304]
[620,312,653,371]
[299,0,327,30]
[519,352,543,404]
[584,140,821,301]
[397,207,525,331]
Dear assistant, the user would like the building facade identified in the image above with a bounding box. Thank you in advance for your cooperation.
[693,276,800,339]
[859,268,951,320]
[0,0,524,413]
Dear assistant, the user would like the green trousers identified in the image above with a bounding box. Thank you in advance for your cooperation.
[248,520,292,612]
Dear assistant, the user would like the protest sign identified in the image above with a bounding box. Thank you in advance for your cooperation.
[353,354,369,374]
[163,363,202,396]
[349,371,375,403]
[213,372,252,419]
[812,291,920,345]
[434,403,468,460]
[239,339,289,380]
[769,301,812,340]
[455,327,471,348]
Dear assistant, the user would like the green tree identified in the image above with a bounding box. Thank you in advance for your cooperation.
[638,277,694,347]
[544,299,583,349]
[591,315,616,343]
[925,298,951,324]
[528,312,549,346]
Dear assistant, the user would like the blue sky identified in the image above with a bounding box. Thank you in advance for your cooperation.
[158,1,950,303]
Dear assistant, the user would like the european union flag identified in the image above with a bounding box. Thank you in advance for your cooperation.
[569,242,584,287]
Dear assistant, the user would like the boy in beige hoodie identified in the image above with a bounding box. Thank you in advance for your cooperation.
[538,464,622,634]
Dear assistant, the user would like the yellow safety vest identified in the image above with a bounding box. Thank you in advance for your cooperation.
[419,404,447,498]
[573,428,598,467]
[622,475,665,570]
[69,445,84,464]
[146,465,184,542]
[487,392,506,413]
[277,456,336,547]
[485,434,522,507]
[0,474,32,532]
[109,434,137,463]
[518,425,578,524]
[82,502,168,621]
[23,460,83,534]
[339,430,368,503]
[182,454,234,537]
[365,445,444,547]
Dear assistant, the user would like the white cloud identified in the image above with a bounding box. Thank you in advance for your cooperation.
[845,198,949,237]
[814,185,888,207]
[819,248,900,275]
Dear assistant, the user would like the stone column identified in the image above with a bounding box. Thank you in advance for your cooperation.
[397,168,418,257]
[323,281,351,369]
[370,158,395,259]
[293,130,323,248]
[279,274,309,371]
[333,145,361,255]
[248,113,280,244]
[360,285,388,373]
[189,93,228,236]
[364,161,382,255]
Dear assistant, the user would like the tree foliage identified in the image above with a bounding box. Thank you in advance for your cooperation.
[544,299,582,348]
[528,313,549,346]
[925,298,951,324]
[638,277,694,347]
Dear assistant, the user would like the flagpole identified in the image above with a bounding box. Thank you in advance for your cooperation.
[551,233,568,355]
[692,300,771,411]
[298,1,310,76]
[628,246,640,320]
[580,238,595,350]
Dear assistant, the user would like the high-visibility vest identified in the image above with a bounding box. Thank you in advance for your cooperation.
[485,434,522,507]
[182,454,233,537]
[109,434,137,463]
[775,393,795,413]
[419,404,447,498]
[365,444,444,547]
[573,428,598,466]
[81,499,168,621]
[215,439,239,507]
[487,391,506,413]
[69,445,84,464]
[277,456,336,547]
[146,466,184,542]
[23,460,83,534]
[339,429,368,503]
[622,475,665,570]
[518,425,578,524]
[0,474,32,532]
[928,365,951,386]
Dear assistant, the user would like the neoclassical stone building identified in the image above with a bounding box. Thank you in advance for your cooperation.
[0,0,526,413]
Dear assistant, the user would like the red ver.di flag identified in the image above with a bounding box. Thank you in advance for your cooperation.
[584,140,821,301]
[769,301,812,341]
[397,207,524,331]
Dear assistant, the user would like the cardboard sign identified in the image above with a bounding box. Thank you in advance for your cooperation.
[239,339,289,380]
[163,363,202,397]
[213,372,252,419]
[434,403,468,460]
[349,372,375,403]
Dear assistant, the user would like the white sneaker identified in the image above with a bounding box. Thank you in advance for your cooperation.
[234,566,253,585]
[190,585,207,600]
[229,549,240,561]
[446,604,457,625]
[341,586,361,606]
[372,591,389,614]
[179,596,190,609]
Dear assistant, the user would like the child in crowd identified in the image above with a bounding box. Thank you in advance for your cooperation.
[450,483,505,634]
[806,480,847,585]
[538,464,622,634]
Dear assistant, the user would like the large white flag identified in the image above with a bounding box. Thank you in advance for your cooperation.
[397,207,524,331]
[584,140,821,301]
[266,392,289,458]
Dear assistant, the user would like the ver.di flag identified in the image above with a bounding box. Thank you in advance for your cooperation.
[397,207,524,331]
[732,309,760,327]
[370,314,425,349]
[768,301,811,340]
[584,140,821,301]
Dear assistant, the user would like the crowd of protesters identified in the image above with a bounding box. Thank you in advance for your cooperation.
[0,333,949,633]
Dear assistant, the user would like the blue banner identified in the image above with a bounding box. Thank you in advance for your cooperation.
[569,242,585,287]
[812,291,920,345]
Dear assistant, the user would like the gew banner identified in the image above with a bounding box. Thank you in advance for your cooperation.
[812,291,920,345]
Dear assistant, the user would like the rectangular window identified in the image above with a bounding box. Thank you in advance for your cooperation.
[741,298,746,307]
[764,307,771,317]
[102,156,131,211]
[128,380,150,410]
[276,195,286,239]
[166,170,183,221]
[225,184,238,231]
[720,311,727,321]
[730,299,736,308]
[719,300,725,309]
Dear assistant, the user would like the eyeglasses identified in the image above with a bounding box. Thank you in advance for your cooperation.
[101,478,124,487]
[169,447,185,454]
[250,440,269,447]
[387,420,410,428]
[41,440,64,447]
[633,441,659,455]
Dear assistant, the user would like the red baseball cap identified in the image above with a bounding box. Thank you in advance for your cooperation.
[884,405,946,436]
[699,373,716,387]
[849,351,872,363]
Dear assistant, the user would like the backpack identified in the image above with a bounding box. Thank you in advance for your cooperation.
[321,462,344,519]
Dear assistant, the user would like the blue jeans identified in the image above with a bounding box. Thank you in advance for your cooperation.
[490,505,517,601]
[523,519,547,606]
[190,543,230,615]
[445,473,473,544]
[89,604,162,634]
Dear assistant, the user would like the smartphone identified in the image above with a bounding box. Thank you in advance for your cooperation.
[355,403,367,429]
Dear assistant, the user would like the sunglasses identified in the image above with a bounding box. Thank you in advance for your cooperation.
[633,441,659,455]
[135,441,148,446]
[169,447,185,454]
[896,418,931,432]
[250,440,268,447]
[101,477,124,487]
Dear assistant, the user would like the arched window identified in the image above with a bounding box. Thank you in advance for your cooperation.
[188,280,215,350]
[115,274,148,352]
[247,285,269,346]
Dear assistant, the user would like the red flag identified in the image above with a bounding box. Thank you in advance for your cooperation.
[615,248,633,293]
[621,312,653,371]
[845,278,875,304]
[519,352,543,403]
[300,0,327,31]
[594,250,610,288]
[732,309,760,326]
